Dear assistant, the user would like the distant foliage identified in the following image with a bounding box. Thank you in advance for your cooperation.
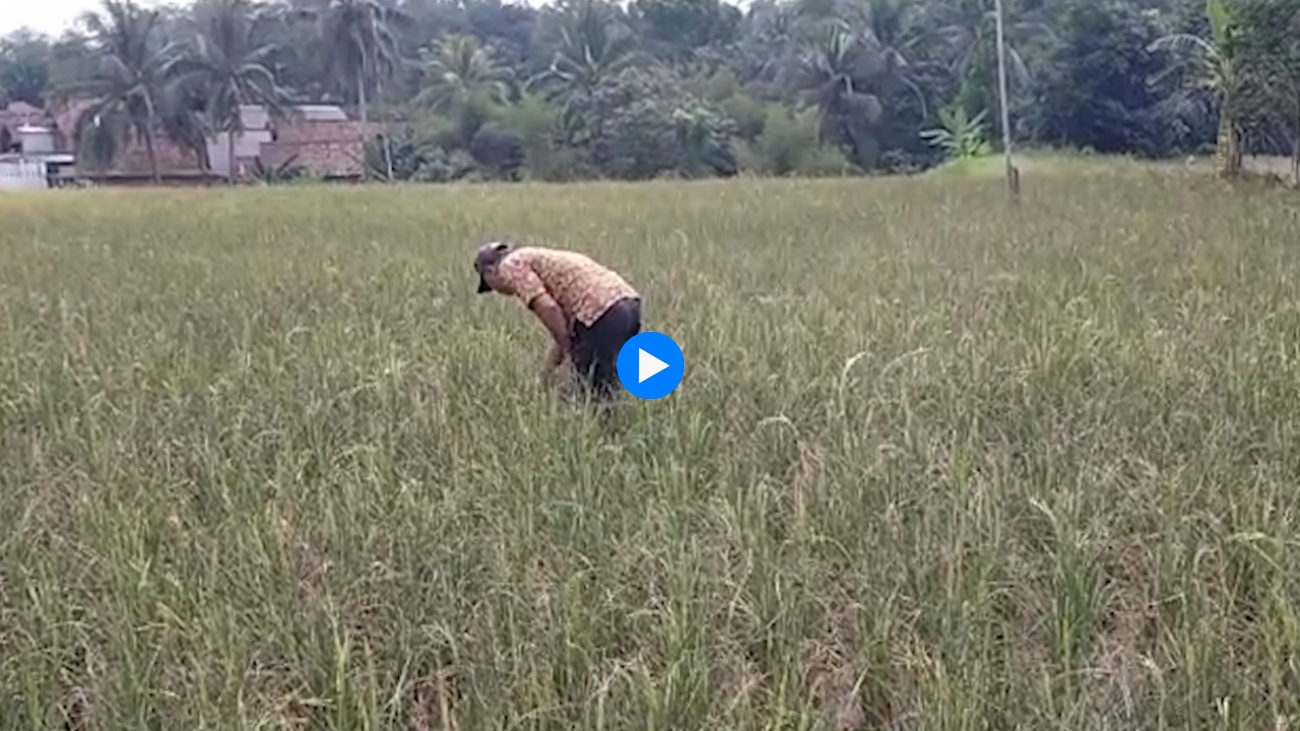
[4,0,1300,182]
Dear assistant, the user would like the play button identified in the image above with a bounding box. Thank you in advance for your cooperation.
[638,349,668,383]
[616,331,684,400]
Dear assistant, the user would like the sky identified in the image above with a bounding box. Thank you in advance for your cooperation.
[1,0,171,38]
[0,0,575,39]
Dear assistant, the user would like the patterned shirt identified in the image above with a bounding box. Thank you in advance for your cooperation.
[494,246,639,326]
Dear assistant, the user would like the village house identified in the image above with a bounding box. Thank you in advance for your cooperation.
[0,101,46,151]
[0,102,76,190]
[214,103,383,182]
[0,98,382,188]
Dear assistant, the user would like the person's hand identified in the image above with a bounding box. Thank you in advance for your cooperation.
[541,344,568,385]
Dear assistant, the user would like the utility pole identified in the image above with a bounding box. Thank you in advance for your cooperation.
[993,0,1020,203]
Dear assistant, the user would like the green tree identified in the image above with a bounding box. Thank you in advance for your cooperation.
[528,0,643,145]
[299,0,407,124]
[1233,0,1300,182]
[413,33,515,113]
[5,0,1289,184]
[786,19,888,168]
[931,0,1053,144]
[168,0,294,182]
[1029,0,1169,157]
[632,0,742,62]
[157,74,214,172]
[0,30,53,106]
[47,32,103,93]
[63,0,179,182]
[1149,0,1255,178]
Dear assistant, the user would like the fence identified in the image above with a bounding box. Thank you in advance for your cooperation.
[0,158,49,190]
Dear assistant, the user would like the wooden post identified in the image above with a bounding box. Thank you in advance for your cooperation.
[994,0,1019,204]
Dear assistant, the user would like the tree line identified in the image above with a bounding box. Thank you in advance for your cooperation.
[0,0,1298,184]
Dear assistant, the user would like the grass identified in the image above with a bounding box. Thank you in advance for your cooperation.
[1,168,1299,730]
[922,148,1157,179]
[924,148,1300,186]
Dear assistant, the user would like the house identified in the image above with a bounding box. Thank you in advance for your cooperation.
[0,110,76,191]
[0,101,48,154]
[51,99,384,183]
[3,98,383,186]
[47,97,217,185]
[217,103,383,182]
[206,104,274,179]
[0,101,45,138]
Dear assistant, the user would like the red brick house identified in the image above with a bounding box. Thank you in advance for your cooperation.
[12,98,382,185]
[218,103,383,181]
[46,97,213,184]
[256,108,380,180]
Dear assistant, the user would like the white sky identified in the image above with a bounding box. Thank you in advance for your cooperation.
[0,0,570,38]
[0,0,749,40]
[1,0,175,38]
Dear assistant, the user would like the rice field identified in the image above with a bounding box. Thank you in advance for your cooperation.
[2,168,1299,730]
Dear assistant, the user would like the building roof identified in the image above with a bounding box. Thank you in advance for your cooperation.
[293,105,350,122]
[4,101,42,116]
[0,102,46,131]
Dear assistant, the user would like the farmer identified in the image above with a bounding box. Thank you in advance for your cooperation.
[474,241,642,399]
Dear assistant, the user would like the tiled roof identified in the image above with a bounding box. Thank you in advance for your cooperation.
[5,101,42,116]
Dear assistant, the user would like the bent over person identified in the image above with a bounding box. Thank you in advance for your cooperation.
[474,241,642,399]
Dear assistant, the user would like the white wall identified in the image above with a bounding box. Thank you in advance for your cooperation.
[200,104,350,177]
[206,129,273,177]
[205,105,274,177]
[0,159,48,190]
[17,127,55,154]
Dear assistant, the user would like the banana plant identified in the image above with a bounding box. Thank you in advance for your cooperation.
[1149,0,1255,179]
[920,103,992,160]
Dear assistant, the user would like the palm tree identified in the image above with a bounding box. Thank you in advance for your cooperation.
[64,0,178,182]
[530,0,643,99]
[861,0,929,115]
[158,79,214,173]
[1149,0,1254,179]
[738,0,798,87]
[300,0,406,125]
[527,0,643,144]
[292,0,408,180]
[413,33,515,114]
[929,0,1053,143]
[0,29,54,106]
[167,0,294,182]
[786,20,889,167]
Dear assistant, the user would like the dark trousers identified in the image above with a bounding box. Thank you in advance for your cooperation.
[570,297,642,399]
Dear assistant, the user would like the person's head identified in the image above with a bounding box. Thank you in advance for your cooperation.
[474,241,513,294]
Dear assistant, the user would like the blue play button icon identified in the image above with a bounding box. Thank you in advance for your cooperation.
[616,331,684,400]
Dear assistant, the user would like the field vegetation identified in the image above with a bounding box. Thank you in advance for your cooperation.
[3,164,1300,729]
[5,0,1300,726]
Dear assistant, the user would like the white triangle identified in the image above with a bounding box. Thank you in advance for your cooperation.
[638,349,668,383]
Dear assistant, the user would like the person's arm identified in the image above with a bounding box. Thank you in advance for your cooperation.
[497,257,571,374]
[529,293,571,369]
